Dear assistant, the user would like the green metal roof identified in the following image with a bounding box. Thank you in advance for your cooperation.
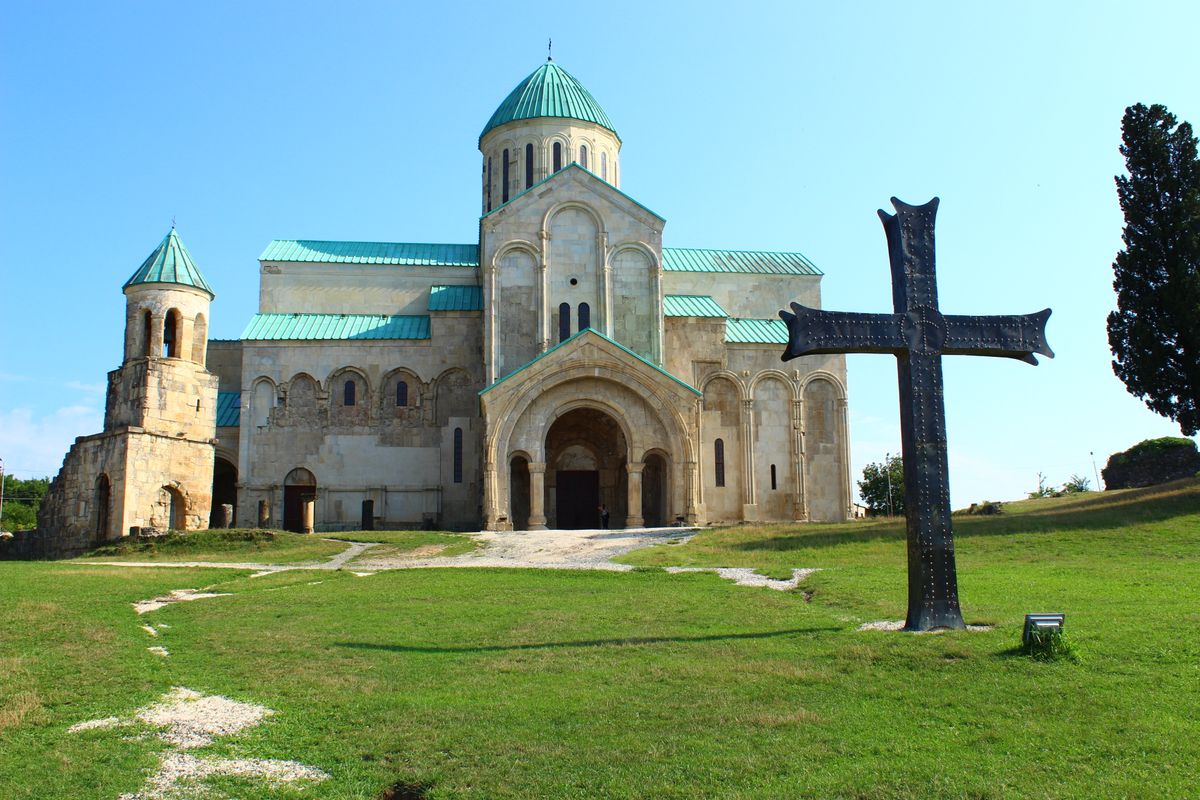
[481,60,618,144]
[663,295,728,317]
[429,285,483,311]
[662,247,821,276]
[260,240,479,267]
[481,328,701,397]
[725,318,790,344]
[123,228,214,297]
[216,391,241,427]
[241,313,431,341]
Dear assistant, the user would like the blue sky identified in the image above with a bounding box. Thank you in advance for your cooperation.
[2,1,1197,507]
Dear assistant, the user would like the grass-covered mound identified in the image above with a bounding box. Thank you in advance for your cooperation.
[322,530,480,560]
[76,528,347,564]
[0,478,1196,798]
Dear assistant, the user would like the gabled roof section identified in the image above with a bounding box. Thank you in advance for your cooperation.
[663,295,728,318]
[482,162,663,222]
[662,247,821,276]
[124,228,214,297]
[480,328,701,397]
[260,240,479,267]
[241,313,431,341]
[429,285,483,312]
[725,318,789,344]
[481,60,618,144]
[216,391,241,427]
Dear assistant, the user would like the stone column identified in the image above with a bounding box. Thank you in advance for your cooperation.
[302,498,315,535]
[600,232,613,336]
[538,230,551,352]
[149,313,164,358]
[837,396,851,520]
[484,255,497,384]
[527,462,547,530]
[257,499,270,528]
[792,397,808,521]
[625,461,644,528]
[685,459,701,524]
[741,398,758,521]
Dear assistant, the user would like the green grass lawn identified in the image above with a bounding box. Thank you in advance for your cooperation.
[73,528,348,564]
[2,481,1198,798]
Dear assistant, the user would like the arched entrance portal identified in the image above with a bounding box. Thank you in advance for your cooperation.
[283,468,317,533]
[642,452,669,527]
[94,474,111,544]
[545,408,627,529]
[210,457,237,528]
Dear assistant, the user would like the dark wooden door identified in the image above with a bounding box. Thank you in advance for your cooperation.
[555,470,600,529]
[284,486,311,532]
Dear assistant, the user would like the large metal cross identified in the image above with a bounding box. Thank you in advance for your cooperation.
[780,197,1053,631]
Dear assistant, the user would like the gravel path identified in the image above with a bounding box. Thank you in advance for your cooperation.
[353,527,693,571]
[86,528,692,573]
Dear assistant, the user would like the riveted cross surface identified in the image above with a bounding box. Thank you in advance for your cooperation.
[780,197,1053,631]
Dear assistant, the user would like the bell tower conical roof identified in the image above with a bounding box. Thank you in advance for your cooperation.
[123,227,214,298]
[480,60,618,144]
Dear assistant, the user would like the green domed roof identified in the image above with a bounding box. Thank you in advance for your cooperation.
[123,227,214,297]
[480,60,618,144]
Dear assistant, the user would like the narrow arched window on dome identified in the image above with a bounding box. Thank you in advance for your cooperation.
[558,302,571,342]
[579,145,588,170]
[601,152,607,182]
[553,142,562,172]
[487,156,493,212]
[396,380,408,407]
[525,143,534,188]
[343,379,356,407]
[715,439,726,488]
[502,148,510,204]
[578,302,590,332]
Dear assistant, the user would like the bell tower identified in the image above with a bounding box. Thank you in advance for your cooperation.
[38,227,220,551]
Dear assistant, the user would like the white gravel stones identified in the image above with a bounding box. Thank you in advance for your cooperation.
[68,716,123,733]
[141,624,158,637]
[857,620,994,633]
[134,687,272,749]
[147,646,170,658]
[664,566,818,590]
[73,687,327,799]
[133,589,232,615]
[118,752,329,800]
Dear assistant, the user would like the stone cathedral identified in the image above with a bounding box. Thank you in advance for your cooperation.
[40,59,850,550]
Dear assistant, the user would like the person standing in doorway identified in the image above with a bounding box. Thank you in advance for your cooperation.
[598,504,609,529]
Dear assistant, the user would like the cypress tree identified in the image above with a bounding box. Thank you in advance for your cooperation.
[1108,103,1200,435]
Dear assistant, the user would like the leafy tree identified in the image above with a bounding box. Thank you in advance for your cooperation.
[1061,474,1092,494]
[1028,472,1055,499]
[0,476,50,531]
[1108,103,1200,435]
[858,454,904,516]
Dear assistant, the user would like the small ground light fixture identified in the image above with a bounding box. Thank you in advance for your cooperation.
[1022,613,1065,645]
